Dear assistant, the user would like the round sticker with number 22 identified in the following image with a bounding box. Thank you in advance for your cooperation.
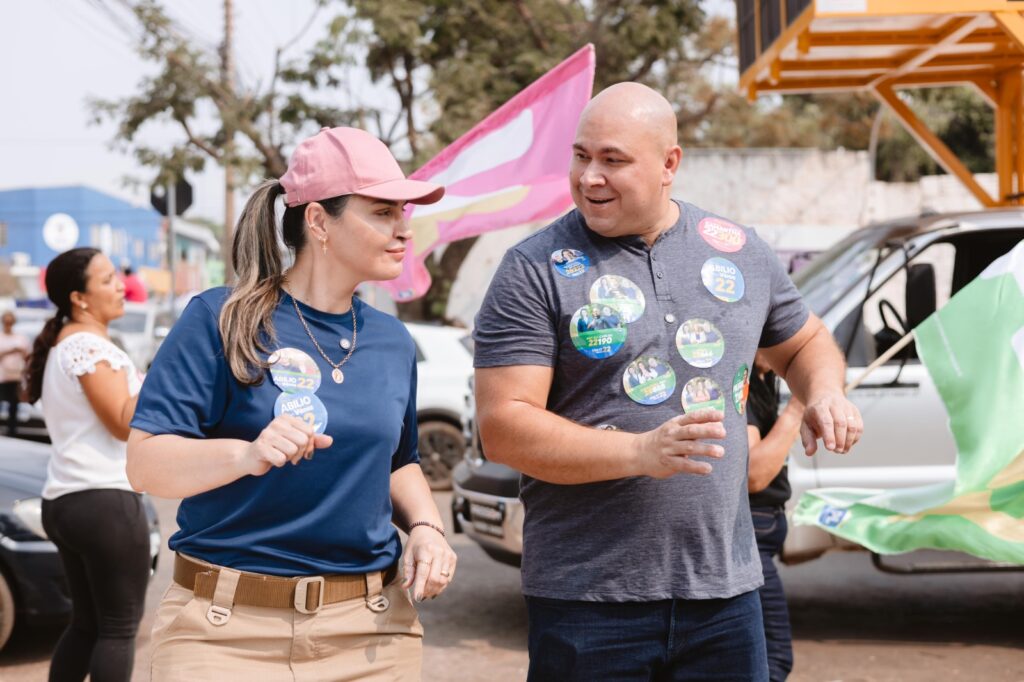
[700,257,745,303]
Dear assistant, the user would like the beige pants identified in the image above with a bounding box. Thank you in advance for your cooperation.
[149,566,422,681]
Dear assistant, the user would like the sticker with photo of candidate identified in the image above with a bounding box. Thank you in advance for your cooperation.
[700,257,745,303]
[622,355,676,405]
[274,391,328,434]
[570,303,627,359]
[551,248,590,278]
[269,347,322,393]
[697,217,747,253]
[675,318,725,368]
[681,377,726,414]
[732,364,750,415]
[590,275,646,323]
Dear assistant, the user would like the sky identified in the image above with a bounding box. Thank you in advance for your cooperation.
[0,0,736,224]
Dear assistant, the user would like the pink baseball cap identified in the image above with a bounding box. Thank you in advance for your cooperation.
[280,127,444,207]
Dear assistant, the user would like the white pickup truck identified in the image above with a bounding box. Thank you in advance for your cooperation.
[452,209,1024,570]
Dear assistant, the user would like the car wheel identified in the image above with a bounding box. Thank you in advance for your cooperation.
[0,570,15,651]
[418,421,465,491]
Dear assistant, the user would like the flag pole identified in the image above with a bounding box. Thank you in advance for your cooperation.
[844,330,915,393]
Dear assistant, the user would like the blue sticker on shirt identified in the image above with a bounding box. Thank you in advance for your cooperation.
[700,257,745,303]
[268,347,322,393]
[551,248,590,278]
[274,391,328,434]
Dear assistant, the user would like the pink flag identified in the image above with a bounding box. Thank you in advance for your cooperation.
[379,44,596,302]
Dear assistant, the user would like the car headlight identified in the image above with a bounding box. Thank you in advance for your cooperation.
[1,497,48,542]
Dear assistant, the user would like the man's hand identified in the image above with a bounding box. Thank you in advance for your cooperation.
[632,409,726,479]
[800,392,861,455]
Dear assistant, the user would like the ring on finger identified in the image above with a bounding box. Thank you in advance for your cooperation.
[440,569,451,577]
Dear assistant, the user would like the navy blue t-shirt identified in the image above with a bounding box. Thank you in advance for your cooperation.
[131,288,419,576]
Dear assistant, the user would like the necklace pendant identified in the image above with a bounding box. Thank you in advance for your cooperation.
[332,368,344,384]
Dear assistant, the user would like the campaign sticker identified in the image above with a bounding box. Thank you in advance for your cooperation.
[681,377,726,414]
[274,391,328,434]
[551,248,590,278]
[675,319,725,368]
[700,257,745,303]
[697,217,746,253]
[623,356,676,406]
[819,505,848,528]
[570,303,627,359]
[732,364,750,415]
[590,275,646,323]
[268,347,321,393]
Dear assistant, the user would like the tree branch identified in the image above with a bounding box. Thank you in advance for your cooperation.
[512,0,550,52]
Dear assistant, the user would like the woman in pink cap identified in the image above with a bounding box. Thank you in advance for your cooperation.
[127,127,456,679]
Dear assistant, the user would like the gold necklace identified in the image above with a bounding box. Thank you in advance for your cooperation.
[288,292,357,384]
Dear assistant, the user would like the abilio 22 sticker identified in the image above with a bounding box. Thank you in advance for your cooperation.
[590,275,646,323]
[268,347,321,393]
[274,391,328,434]
[700,257,745,303]
[623,355,676,405]
[551,248,590,278]
[697,217,746,253]
[732,364,750,415]
[681,377,726,414]
[676,318,725,368]
[570,303,627,359]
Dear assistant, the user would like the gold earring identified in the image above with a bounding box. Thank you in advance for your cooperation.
[320,237,328,255]
[79,302,88,310]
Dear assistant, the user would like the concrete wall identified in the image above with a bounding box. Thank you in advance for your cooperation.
[446,148,995,327]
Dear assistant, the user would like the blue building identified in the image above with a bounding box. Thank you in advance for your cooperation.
[0,186,163,270]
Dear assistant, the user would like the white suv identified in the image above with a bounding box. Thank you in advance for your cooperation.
[452,209,1024,569]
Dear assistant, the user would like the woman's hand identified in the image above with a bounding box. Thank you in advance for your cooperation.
[238,415,333,477]
[402,526,458,602]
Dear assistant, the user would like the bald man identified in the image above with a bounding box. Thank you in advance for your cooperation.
[473,83,861,681]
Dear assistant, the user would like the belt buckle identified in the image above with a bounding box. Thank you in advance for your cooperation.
[294,576,325,614]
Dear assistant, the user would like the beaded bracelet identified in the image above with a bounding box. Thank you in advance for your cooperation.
[408,521,446,538]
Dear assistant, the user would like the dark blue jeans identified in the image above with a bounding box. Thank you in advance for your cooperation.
[525,589,768,681]
[751,505,793,682]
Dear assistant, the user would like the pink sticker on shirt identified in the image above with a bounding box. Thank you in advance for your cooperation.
[697,217,746,253]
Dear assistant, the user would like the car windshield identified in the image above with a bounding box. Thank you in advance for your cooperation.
[793,226,893,316]
[109,311,147,334]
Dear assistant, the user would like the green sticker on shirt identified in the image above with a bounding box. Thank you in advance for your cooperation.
[590,275,646,323]
[623,355,676,405]
[733,364,750,415]
[676,319,725,368]
[681,377,726,413]
[570,304,627,359]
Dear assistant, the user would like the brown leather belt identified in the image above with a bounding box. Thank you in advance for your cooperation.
[173,553,399,613]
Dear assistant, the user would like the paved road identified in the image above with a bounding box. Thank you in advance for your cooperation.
[2,494,1022,680]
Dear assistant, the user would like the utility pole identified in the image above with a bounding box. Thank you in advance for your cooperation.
[220,0,236,283]
[167,183,177,318]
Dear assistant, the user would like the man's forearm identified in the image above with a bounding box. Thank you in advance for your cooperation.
[479,400,642,484]
[780,326,846,403]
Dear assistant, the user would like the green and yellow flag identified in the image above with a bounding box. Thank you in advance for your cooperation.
[794,239,1024,563]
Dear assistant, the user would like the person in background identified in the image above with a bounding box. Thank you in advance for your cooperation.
[24,247,149,682]
[120,263,148,303]
[747,351,806,682]
[0,310,31,437]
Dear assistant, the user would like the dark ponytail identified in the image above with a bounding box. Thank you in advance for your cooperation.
[23,247,101,403]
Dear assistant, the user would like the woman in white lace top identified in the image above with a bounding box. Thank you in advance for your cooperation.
[23,247,150,682]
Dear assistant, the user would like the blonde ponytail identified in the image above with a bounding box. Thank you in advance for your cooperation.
[219,180,286,385]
